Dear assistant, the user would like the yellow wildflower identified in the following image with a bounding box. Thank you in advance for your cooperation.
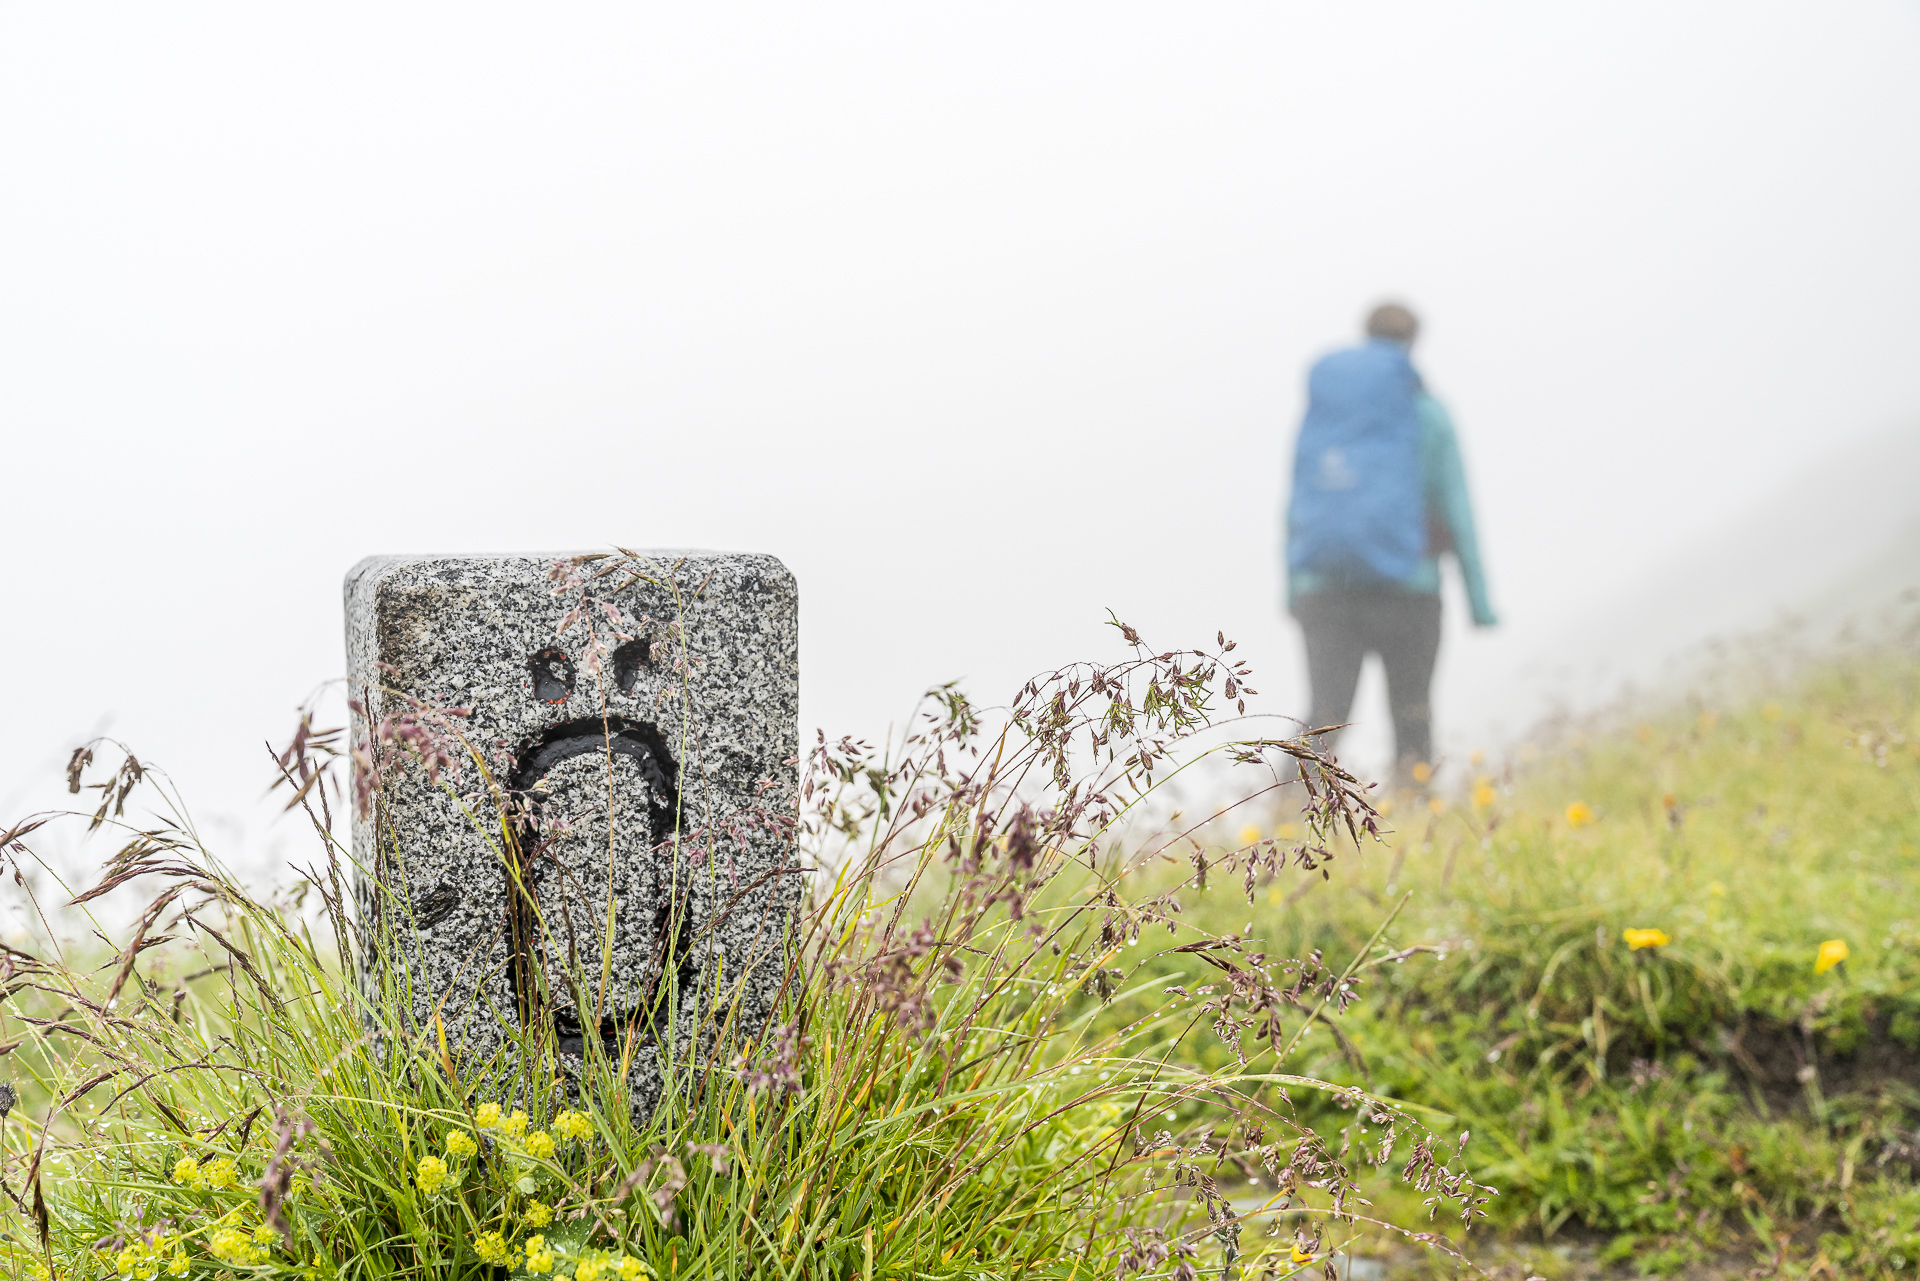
[1565,802,1595,828]
[524,1236,556,1275]
[524,1131,556,1160]
[170,1157,202,1188]
[1471,779,1495,809]
[576,1256,608,1281]
[1411,760,1433,784]
[1290,1244,1315,1265]
[1623,928,1670,950]
[446,1129,478,1160]
[416,1155,450,1195]
[200,1157,238,1191]
[552,1110,594,1142]
[1237,824,1262,847]
[473,1231,515,1267]
[1815,939,1850,975]
[251,1225,277,1245]
[614,1256,648,1281]
[503,1109,530,1138]
[207,1227,268,1266]
[166,1251,188,1277]
[474,1102,503,1130]
[525,1200,554,1228]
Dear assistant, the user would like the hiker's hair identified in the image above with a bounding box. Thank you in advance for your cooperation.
[1364,302,1419,345]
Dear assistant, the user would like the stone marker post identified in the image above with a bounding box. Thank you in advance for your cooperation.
[345,552,799,1110]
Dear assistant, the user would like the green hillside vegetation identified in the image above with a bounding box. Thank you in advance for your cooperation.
[4,626,1915,1281]
[1215,644,1920,1276]
[0,635,1482,1281]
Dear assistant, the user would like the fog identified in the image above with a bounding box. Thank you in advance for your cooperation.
[3,3,1918,872]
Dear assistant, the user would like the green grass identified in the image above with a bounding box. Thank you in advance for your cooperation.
[16,597,1911,1280]
[1203,644,1920,1275]
[0,610,1487,1281]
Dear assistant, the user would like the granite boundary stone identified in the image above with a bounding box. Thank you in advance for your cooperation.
[345,551,800,1112]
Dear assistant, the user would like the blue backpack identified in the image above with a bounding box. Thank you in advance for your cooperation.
[1286,340,1426,584]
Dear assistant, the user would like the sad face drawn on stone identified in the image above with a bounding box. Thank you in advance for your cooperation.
[505,644,688,1063]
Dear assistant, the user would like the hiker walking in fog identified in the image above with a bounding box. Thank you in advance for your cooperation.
[1285,302,1496,786]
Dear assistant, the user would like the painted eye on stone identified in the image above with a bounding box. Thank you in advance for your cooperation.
[611,638,652,696]
[529,648,576,704]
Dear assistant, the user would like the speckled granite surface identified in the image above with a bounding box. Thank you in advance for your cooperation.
[345,552,799,1112]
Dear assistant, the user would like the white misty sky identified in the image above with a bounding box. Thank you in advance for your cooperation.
[2,2,1918,871]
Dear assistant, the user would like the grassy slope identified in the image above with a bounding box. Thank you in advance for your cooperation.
[7,639,1915,1280]
[3,637,1433,1281]
[1231,648,1920,1276]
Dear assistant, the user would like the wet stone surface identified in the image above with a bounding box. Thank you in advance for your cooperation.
[345,552,800,1113]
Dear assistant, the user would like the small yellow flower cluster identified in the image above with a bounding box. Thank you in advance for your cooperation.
[524,1201,554,1228]
[1471,779,1496,809]
[1623,928,1671,950]
[1816,938,1849,975]
[473,1231,517,1267]
[577,1251,648,1281]
[524,1236,557,1274]
[416,1155,450,1195]
[524,1131,556,1161]
[475,1103,530,1137]
[1565,802,1595,828]
[518,1238,648,1280]
[170,1154,239,1192]
[206,1226,270,1267]
[552,1110,594,1142]
[446,1129,479,1160]
[113,1232,187,1281]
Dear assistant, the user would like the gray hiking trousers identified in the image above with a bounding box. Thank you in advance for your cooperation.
[1293,590,1442,771]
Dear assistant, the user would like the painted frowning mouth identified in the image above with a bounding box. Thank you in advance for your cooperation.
[505,715,691,1063]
